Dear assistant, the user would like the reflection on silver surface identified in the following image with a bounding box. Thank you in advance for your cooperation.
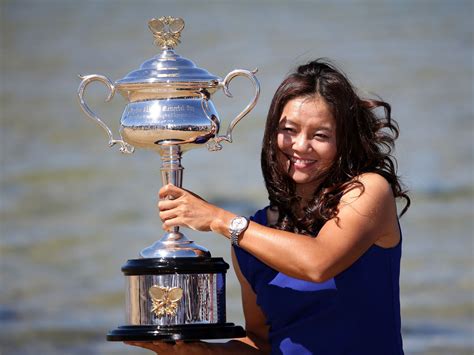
[125,273,225,325]
[119,98,219,152]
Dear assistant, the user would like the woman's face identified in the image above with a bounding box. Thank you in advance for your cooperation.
[276,96,337,199]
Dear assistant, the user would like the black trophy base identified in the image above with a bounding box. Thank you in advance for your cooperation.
[107,323,246,342]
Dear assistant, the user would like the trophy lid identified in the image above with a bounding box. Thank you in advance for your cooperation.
[116,17,220,86]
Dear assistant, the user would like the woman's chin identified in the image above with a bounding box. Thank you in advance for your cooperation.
[291,174,316,186]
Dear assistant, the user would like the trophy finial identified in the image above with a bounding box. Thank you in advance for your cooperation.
[148,16,185,50]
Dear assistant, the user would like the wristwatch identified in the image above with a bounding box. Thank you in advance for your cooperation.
[229,216,249,247]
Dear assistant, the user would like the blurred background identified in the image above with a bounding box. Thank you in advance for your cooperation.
[1,0,472,354]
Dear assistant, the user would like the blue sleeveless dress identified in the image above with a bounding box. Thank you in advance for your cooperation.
[233,207,404,355]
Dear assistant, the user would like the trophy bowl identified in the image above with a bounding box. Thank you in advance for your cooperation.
[77,16,259,342]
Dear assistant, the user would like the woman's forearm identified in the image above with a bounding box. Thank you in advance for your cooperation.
[212,212,328,282]
[210,205,376,283]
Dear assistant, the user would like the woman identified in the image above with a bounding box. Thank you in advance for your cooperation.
[128,59,410,354]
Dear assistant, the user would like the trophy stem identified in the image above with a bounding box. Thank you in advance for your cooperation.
[160,144,183,235]
[139,143,210,258]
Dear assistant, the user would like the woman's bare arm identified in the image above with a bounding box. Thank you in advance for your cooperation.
[159,173,400,284]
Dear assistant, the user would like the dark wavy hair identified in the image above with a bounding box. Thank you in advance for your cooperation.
[261,58,410,236]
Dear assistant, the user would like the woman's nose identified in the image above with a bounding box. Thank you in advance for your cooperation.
[293,134,311,152]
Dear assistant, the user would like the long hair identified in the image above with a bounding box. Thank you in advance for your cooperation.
[261,58,410,236]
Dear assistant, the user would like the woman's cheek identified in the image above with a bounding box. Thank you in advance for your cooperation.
[275,150,290,172]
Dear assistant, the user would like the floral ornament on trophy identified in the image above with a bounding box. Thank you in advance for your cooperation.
[149,285,184,317]
[148,16,185,49]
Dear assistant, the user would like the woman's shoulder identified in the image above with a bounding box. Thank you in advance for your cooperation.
[341,172,394,206]
[340,172,400,248]
[338,172,397,230]
[357,172,391,186]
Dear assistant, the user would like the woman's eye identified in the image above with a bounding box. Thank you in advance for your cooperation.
[314,133,329,139]
[281,127,295,133]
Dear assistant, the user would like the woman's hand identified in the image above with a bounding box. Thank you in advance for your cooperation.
[158,184,234,234]
[126,339,266,354]
[125,340,210,354]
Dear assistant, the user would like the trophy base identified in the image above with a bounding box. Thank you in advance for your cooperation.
[107,323,246,342]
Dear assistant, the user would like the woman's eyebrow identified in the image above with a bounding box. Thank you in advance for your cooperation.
[278,116,292,125]
[316,126,334,132]
[278,117,334,132]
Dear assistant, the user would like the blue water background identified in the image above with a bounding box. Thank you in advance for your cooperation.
[1,0,473,354]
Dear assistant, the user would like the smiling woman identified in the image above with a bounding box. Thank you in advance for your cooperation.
[261,59,410,236]
[276,96,337,200]
[130,58,411,354]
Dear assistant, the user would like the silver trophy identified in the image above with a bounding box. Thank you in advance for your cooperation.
[77,16,259,341]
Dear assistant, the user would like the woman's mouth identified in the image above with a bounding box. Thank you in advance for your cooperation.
[288,156,317,169]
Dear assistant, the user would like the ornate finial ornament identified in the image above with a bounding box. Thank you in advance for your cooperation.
[149,285,184,318]
[148,16,185,50]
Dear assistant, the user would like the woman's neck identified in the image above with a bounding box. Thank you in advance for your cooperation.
[296,185,318,206]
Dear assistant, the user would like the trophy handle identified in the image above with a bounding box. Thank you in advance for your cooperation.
[208,69,260,151]
[77,74,135,154]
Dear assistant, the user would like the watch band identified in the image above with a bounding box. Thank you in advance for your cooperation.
[230,231,240,247]
[229,216,249,247]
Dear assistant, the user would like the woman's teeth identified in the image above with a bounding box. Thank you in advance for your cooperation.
[289,157,316,167]
[290,157,315,163]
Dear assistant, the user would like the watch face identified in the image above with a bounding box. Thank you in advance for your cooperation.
[231,217,248,231]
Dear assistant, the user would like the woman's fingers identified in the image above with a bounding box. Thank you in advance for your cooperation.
[156,184,215,232]
[124,341,151,349]
[158,198,179,211]
[125,340,206,354]
[159,184,183,200]
[124,341,161,351]
[124,340,178,353]
[160,212,181,230]
[159,208,176,222]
